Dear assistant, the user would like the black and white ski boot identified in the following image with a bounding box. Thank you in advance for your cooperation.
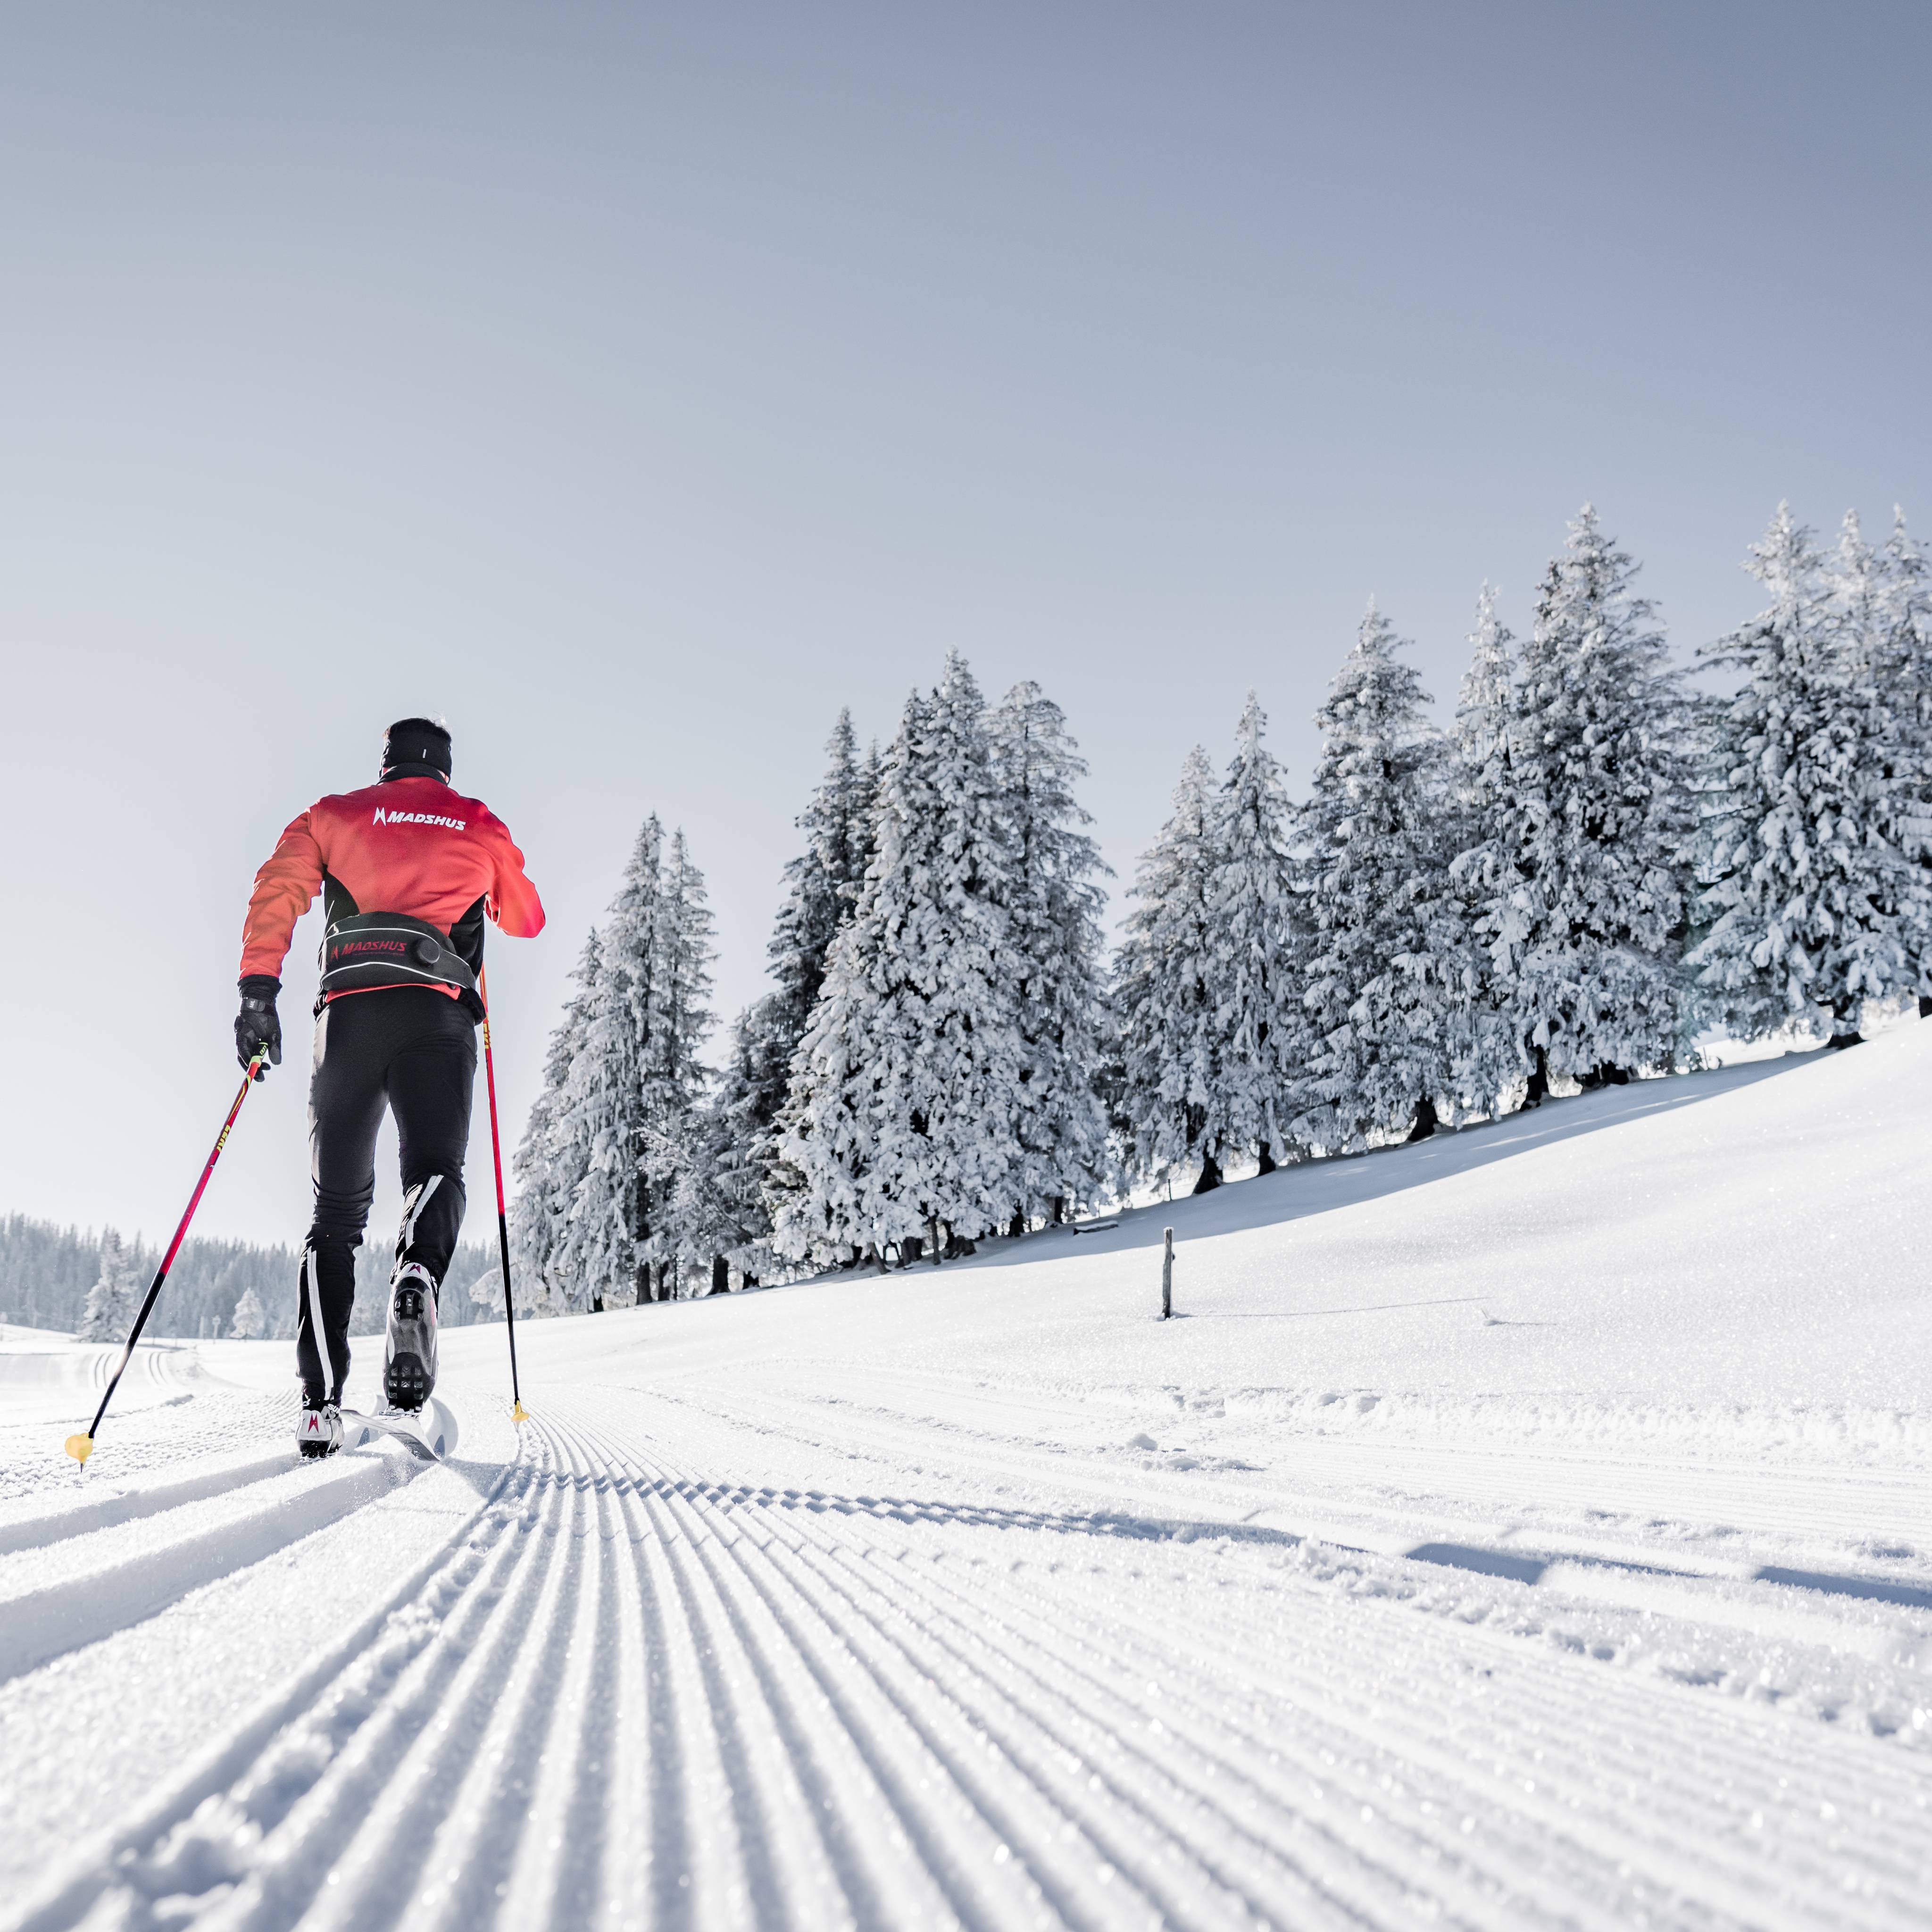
[298,1401,343,1459]
[383,1261,440,1412]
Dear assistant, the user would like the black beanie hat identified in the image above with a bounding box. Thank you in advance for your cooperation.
[381,716,453,780]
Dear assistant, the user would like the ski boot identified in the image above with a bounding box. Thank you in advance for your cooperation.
[298,1401,342,1459]
[383,1261,440,1412]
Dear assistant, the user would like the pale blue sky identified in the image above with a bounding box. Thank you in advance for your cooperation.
[4,3,1929,1247]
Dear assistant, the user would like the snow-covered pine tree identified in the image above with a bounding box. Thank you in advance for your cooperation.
[1825,513,1925,1031]
[1446,585,1529,1113]
[518,820,715,1310]
[228,1285,266,1340]
[989,680,1109,1228]
[776,655,1024,1265]
[770,710,877,1041]
[632,827,716,1299]
[1201,693,1300,1185]
[76,1228,143,1342]
[1882,509,1932,1001]
[1299,603,1462,1149]
[729,712,880,1248]
[1454,584,1514,791]
[680,1022,778,1291]
[1113,748,1224,1188]
[772,698,931,1269]
[1484,506,1693,1088]
[506,930,601,1316]
[1692,506,1914,1043]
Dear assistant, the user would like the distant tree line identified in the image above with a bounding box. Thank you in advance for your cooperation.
[504,500,1932,1309]
[0,1212,497,1341]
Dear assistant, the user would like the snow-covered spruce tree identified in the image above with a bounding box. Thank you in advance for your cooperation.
[989,681,1109,1228]
[1201,693,1301,1185]
[770,710,877,1038]
[1882,509,1932,1000]
[1481,506,1693,1089]
[521,820,715,1310]
[76,1228,143,1342]
[775,655,1024,1266]
[228,1285,266,1340]
[1690,506,1914,1043]
[680,1022,780,1291]
[505,930,601,1316]
[1113,748,1224,1188]
[1825,512,1928,1029]
[771,700,931,1269]
[632,827,716,1299]
[730,712,879,1247]
[1446,585,1530,1113]
[1298,603,1463,1149]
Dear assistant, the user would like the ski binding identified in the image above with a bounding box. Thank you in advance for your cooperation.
[339,1395,457,1462]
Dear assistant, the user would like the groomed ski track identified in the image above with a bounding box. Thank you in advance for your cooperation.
[5,1388,1926,1932]
[5,1030,1932,1928]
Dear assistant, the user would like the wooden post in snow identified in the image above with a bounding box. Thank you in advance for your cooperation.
[1161,1227,1174,1320]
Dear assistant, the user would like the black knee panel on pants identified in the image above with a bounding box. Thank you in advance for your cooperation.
[393,1171,466,1297]
[297,1233,357,1406]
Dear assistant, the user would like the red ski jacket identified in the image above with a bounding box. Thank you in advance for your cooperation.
[240,775,545,998]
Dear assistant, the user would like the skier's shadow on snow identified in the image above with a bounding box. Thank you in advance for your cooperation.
[956,1051,1827,1271]
[414,1452,512,1499]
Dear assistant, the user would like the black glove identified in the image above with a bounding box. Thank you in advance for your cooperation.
[236,975,283,1077]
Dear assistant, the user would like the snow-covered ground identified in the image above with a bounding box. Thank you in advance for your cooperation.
[3,1028,1930,1929]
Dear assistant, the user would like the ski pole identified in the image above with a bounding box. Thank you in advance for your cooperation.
[479,964,528,1424]
[66,1046,270,1467]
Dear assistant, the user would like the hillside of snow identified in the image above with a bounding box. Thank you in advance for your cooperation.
[2,1026,1930,1929]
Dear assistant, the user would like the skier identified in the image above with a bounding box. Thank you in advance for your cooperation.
[235,718,545,1457]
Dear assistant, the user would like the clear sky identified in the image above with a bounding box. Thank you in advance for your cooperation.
[4,2,1930,1251]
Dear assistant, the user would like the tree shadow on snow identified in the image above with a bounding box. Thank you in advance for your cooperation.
[963,1050,1830,1272]
[686,1476,1307,1550]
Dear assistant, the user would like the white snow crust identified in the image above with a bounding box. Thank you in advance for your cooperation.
[2,1027,1930,1928]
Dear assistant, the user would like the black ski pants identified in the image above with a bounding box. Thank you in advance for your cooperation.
[297,988,476,1405]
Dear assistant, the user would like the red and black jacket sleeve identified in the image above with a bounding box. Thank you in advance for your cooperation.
[238,808,327,991]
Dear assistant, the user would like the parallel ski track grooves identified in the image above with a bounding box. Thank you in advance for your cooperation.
[583,1419,1708,1929]
[817,1475,1924,1922]
[564,1405,1354,1932]
[86,1343,203,1391]
[560,1393,1925,1930]
[5,1451,528,1932]
[0,1449,294,1556]
[575,1408,1141,1932]
[672,1381,1932,1557]
[15,1395,1926,1932]
[210,1432,571,1932]
[0,1448,426,1689]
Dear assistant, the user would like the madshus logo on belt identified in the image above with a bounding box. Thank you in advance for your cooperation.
[372,807,467,830]
[334,939,408,958]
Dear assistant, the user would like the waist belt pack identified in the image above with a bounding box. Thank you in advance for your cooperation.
[318,913,481,1008]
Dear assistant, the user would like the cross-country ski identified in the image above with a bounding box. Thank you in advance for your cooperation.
[339,1399,458,1462]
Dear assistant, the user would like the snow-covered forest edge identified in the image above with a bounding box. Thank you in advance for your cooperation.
[0,1220,500,1342]
[8,497,1926,1335]
[503,499,1932,1313]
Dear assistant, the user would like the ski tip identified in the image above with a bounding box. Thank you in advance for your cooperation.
[64,1433,93,1467]
[513,1400,530,1425]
